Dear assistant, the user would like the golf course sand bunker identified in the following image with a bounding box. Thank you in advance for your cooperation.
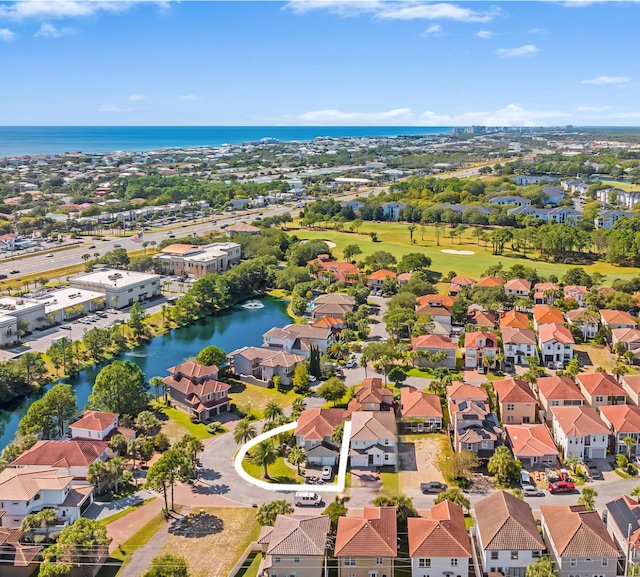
[301,239,337,248]
[441,249,475,255]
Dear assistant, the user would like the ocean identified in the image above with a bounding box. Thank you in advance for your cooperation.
[0,126,452,157]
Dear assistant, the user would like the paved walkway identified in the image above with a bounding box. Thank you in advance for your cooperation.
[85,489,156,521]
[107,497,164,553]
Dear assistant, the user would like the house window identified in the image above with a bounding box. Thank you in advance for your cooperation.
[507,416,514,423]
[344,558,357,567]
[274,558,281,564]
[602,560,608,567]
[570,559,577,567]
[294,557,300,564]
[511,552,519,560]
[466,444,473,450]
[482,440,489,449]
[507,404,515,411]
[491,552,499,560]
[385,454,390,461]
[595,396,604,403]
[451,559,458,567]
[532,551,541,558]
[376,558,383,565]
[419,559,431,568]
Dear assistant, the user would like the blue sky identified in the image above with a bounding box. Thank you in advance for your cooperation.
[0,0,639,126]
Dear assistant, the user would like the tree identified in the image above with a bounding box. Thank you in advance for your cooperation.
[372,495,418,526]
[487,446,521,486]
[343,244,362,262]
[563,455,583,474]
[408,224,417,244]
[251,440,278,479]
[149,376,164,403]
[630,485,640,503]
[146,448,192,510]
[128,301,148,336]
[526,556,558,577]
[317,378,347,406]
[135,411,161,437]
[143,554,190,577]
[624,436,638,460]
[88,460,110,494]
[434,487,471,512]
[323,496,348,532]
[292,363,310,391]
[388,366,407,386]
[577,487,597,511]
[89,360,149,416]
[233,418,257,446]
[174,434,205,470]
[288,445,305,475]
[146,457,171,511]
[109,433,128,457]
[195,345,227,367]
[256,500,294,526]
[331,423,344,445]
[291,397,306,418]
[613,363,629,382]
[264,401,284,422]
[19,384,77,440]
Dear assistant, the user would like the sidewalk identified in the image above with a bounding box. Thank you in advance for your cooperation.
[107,497,164,553]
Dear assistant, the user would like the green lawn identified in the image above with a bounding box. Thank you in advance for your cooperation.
[155,405,213,441]
[380,471,401,496]
[99,498,156,526]
[242,455,303,484]
[228,379,299,419]
[288,221,640,283]
[465,516,475,530]
[406,367,436,378]
[111,512,168,563]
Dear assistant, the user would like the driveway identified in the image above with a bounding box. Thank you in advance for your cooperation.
[399,434,447,501]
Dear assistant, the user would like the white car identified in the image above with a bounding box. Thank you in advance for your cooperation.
[46,253,54,258]
[522,484,544,497]
[345,359,357,369]
[308,375,317,383]
[321,466,333,481]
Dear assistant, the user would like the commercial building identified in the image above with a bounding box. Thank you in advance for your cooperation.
[155,242,241,279]
[69,269,161,309]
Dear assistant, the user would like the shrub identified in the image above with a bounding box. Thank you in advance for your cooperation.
[206,422,223,434]
[616,453,629,469]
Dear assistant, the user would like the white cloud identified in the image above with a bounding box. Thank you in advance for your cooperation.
[0,1,171,20]
[99,104,130,113]
[422,24,443,37]
[285,1,498,22]
[128,94,146,101]
[496,44,539,58]
[0,28,14,41]
[178,94,201,101]
[33,22,70,38]
[582,75,630,85]
[476,30,494,39]
[576,105,613,113]
[528,28,549,34]
[280,104,569,127]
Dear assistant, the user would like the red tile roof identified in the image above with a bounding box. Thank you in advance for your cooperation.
[576,372,627,398]
[168,361,219,378]
[599,404,640,433]
[335,507,397,558]
[408,501,471,558]
[368,269,397,281]
[537,376,585,402]
[493,379,536,404]
[505,424,558,458]
[533,305,565,325]
[294,408,344,441]
[538,323,574,344]
[601,309,637,326]
[70,410,118,432]
[500,310,530,329]
[504,279,531,293]
[477,276,505,288]
[400,387,443,419]
[416,294,457,308]
[12,440,108,469]
[551,406,610,436]
[412,334,456,350]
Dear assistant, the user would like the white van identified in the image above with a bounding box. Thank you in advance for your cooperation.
[294,492,323,507]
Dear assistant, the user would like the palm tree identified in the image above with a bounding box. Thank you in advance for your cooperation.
[630,485,640,503]
[577,487,597,511]
[291,398,306,416]
[149,376,164,403]
[495,351,505,372]
[252,440,278,479]
[331,423,344,445]
[233,418,257,446]
[613,363,629,382]
[408,224,417,245]
[264,401,284,422]
[81,253,91,264]
[288,445,305,475]
[563,455,583,474]
[433,222,442,246]
[624,436,638,460]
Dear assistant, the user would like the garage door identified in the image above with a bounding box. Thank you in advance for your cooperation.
[590,448,606,459]
[308,456,335,466]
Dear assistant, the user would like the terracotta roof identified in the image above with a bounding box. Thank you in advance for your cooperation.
[451,276,476,286]
[262,514,330,556]
[416,303,452,317]
[501,327,536,346]
[464,331,497,349]
[622,374,640,394]
[408,501,471,558]
[537,376,585,402]
[312,316,344,328]
[565,308,599,324]
[260,350,305,368]
[538,323,574,344]
[295,408,344,441]
[551,406,610,436]
[227,222,260,233]
[601,309,637,326]
[412,334,456,350]
[161,243,199,255]
[313,293,355,305]
[477,276,505,288]
[500,310,530,329]
[447,382,489,401]
[70,410,118,432]
[576,372,627,398]
[335,507,398,558]
[613,328,640,344]
[163,375,230,398]
[167,361,219,378]
[350,411,397,441]
[368,269,397,280]
[353,378,393,405]
[493,379,537,404]
[0,468,74,500]
[534,282,559,292]
[468,310,496,327]
[475,491,544,551]
[533,305,565,325]
[540,505,619,558]
[400,387,443,419]
[505,424,558,458]
[599,404,640,433]
[12,440,108,469]
[416,294,457,308]
[564,285,588,297]
[504,279,531,293]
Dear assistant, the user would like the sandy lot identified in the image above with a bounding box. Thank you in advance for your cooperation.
[399,434,446,490]
[441,249,475,255]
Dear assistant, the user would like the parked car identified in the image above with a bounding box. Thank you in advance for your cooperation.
[420,482,447,494]
[335,369,345,379]
[321,466,333,481]
[522,484,544,497]
[548,481,576,494]
[0,274,6,280]
[114,244,122,248]
[346,359,357,369]
[308,375,317,383]
[294,492,323,507]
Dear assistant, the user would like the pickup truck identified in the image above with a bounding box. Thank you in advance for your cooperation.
[420,482,447,494]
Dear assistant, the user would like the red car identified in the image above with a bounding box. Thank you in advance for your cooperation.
[548,481,576,494]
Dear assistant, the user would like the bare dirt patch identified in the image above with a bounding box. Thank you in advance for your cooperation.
[399,434,446,490]
[441,249,475,255]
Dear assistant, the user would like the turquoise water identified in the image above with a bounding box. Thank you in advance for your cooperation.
[0,297,290,451]
[0,126,451,156]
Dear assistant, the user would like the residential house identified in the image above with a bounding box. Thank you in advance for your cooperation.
[501,327,537,366]
[612,328,640,360]
[514,175,555,186]
[367,269,396,289]
[532,305,565,331]
[381,201,406,220]
[69,411,134,444]
[346,378,394,415]
[450,397,501,457]
[598,404,640,458]
[0,468,93,528]
[408,502,472,577]
[621,374,640,406]
[228,347,305,387]
[225,222,260,236]
[310,257,361,283]
[11,440,108,480]
[507,207,581,224]
[309,293,356,321]
[163,361,230,421]
[561,179,589,195]
[415,298,453,336]
[449,277,475,296]
[416,294,457,309]
[595,209,635,230]
[533,283,560,306]
[447,381,489,408]
[464,331,498,369]
[536,376,585,415]
[605,496,640,563]
[488,195,531,207]
[294,408,345,466]
[349,412,397,468]
[565,309,599,340]
[551,406,610,459]
[540,505,619,577]
[601,309,637,330]
[504,279,531,297]
[411,334,457,369]
[542,186,565,206]
[474,491,546,577]
[467,309,497,329]
[563,285,588,308]
[576,373,627,407]
[263,324,333,356]
[334,507,397,577]
[340,200,364,212]
[400,387,443,433]
[504,424,558,468]
[493,378,538,425]
[538,323,574,365]
[477,276,506,288]
[500,310,530,330]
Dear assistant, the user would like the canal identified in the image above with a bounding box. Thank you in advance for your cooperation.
[0,297,290,451]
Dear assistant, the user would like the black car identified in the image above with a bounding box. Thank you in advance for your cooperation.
[0,274,7,279]
[88,245,96,249]
[10,270,19,274]
[420,482,448,494]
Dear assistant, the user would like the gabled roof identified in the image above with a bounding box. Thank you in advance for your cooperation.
[622,374,640,394]
[70,410,118,432]
[416,294,457,308]
[576,372,627,398]
[167,361,219,378]
[540,505,618,558]
[475,491,544,551]
[564,285,588,297]
[599,404,640,433]
[534,282,560,292]
[537,376,585,402]
[261,514,330,556]
[533,305,565,325]
[353,378,393,405]
[468,309,496,327]
[613,328,640,344]
[504,279,531,293]
[493,378,536,404]
[538,323,574,345]
[477,276,505,288]
[312,316,344,328]
[368,269,396,280]
[464,331,497,349]
[505,424,558,458]
[12,440,108,469]
[408,501,471,558]
[226,222,260,233]
[606,496,640,550]
[163,375,230,399]
[501,327,537,346]
[295,408,344,441]
[551,406,610,437]
[412,334,456,350]
[451,276,475,286]
[601,309,637,326]
[335,507,398,558]
[313,293,356,306]
[500,310,530,329]
[350,411,397,441]
[400,387,443,419]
